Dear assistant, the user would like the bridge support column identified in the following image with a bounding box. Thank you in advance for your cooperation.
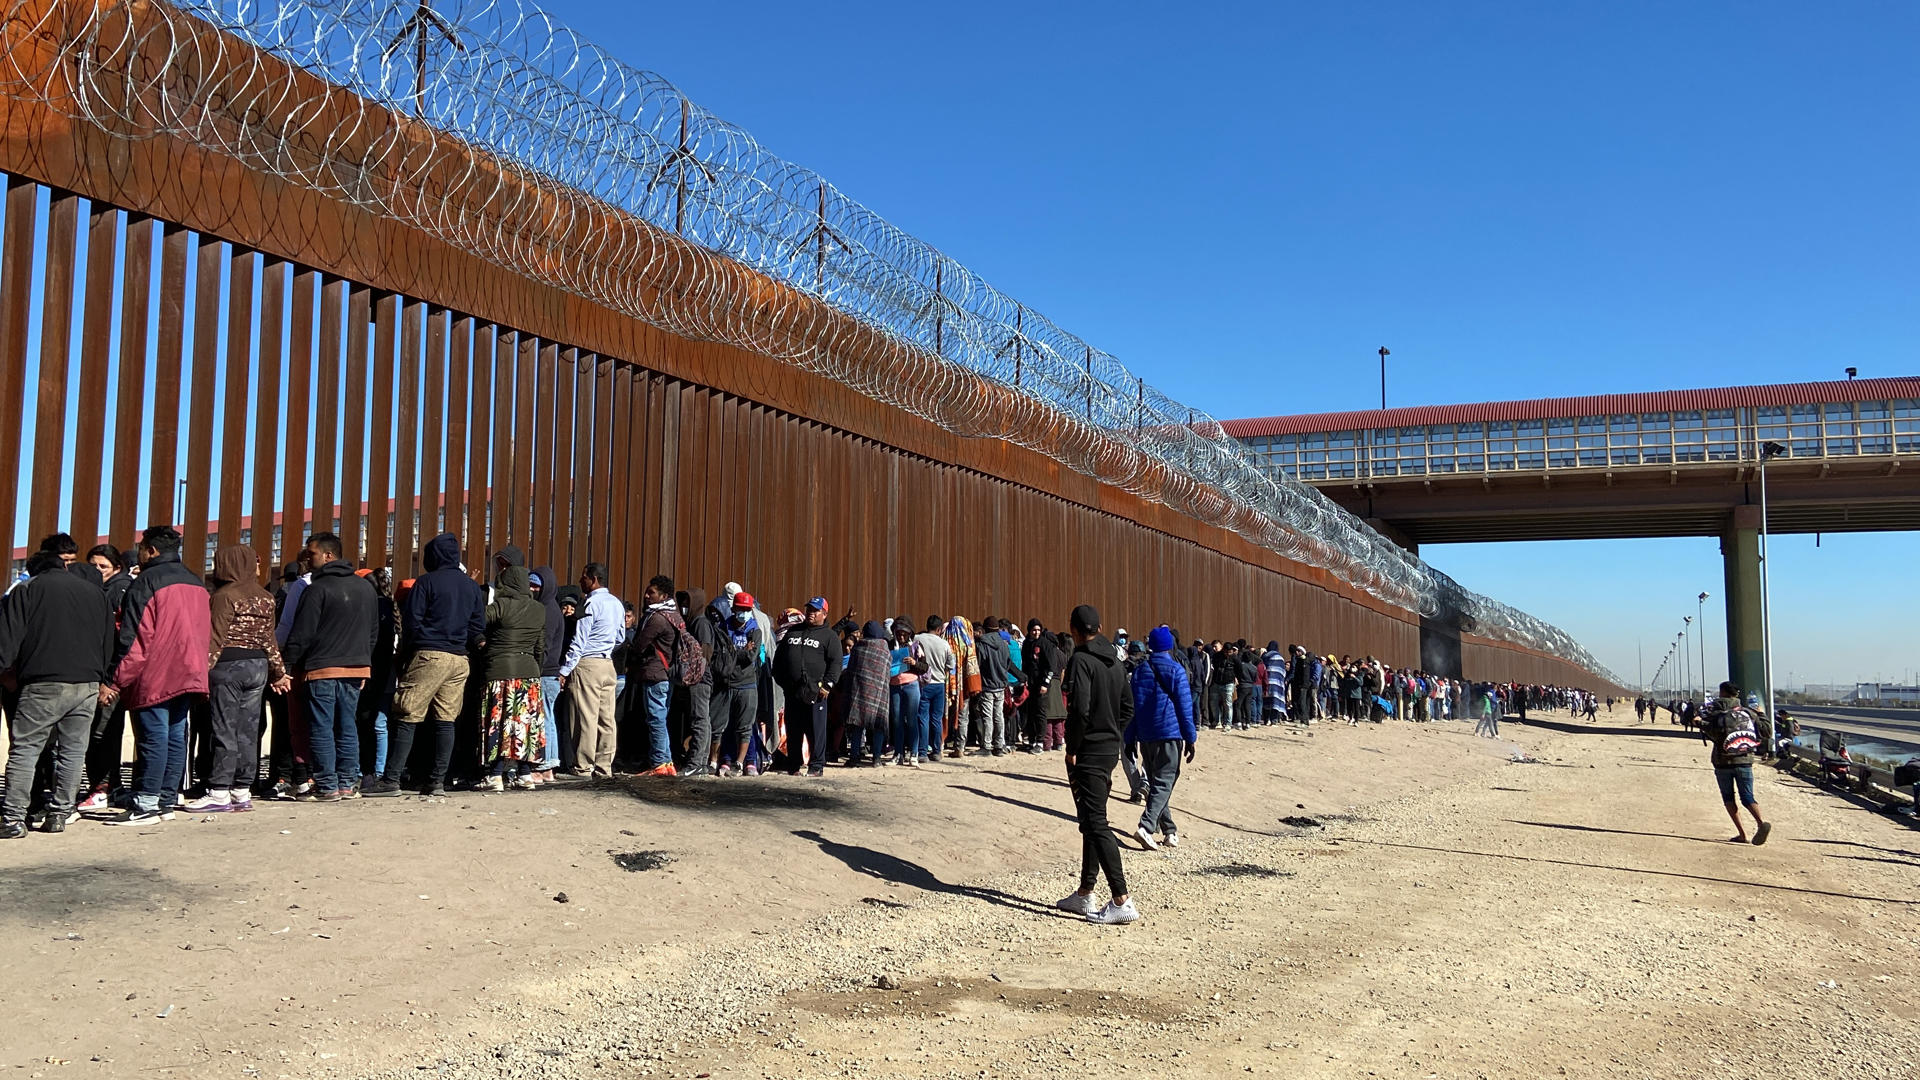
[1721,506,1765,697]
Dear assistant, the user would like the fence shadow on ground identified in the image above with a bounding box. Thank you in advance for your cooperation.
[561,774,853,815]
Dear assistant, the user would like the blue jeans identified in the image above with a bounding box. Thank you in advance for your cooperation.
[643,680,672,768]
[918,682,947,757]
[306,678,363,794]
[1715,765,1757,806]
[889,681,922,760]
[371,710,389,776]
[539,675,562,769]
[131,696,191,814]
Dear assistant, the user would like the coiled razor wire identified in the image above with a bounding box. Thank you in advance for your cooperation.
[0,0,1619,683]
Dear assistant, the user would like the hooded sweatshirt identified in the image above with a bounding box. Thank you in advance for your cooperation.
[0,562,113,685]
[1064,634,1132,758]
[402,533,485,656]
[208,544,287,682]
[530,565,566,678]
[283,559,379,679]
[480,566,548,683]
[975,628,1011,690]
[686,588,720,685]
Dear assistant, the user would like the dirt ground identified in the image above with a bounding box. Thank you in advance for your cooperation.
[3,707,1914,1079]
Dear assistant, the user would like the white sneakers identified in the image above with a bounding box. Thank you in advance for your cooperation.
[1058,891,1141,924]
[1163,832,1181,848]
[1056,891,1100,916]
[1135,825,1160,851]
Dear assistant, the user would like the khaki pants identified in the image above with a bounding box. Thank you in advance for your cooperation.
[568,657,619,776]
[393,650,471,725]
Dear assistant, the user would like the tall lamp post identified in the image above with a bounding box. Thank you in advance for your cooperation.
[1682,617,1693,702]
[1697,591,1709,700]
[1378,347,1390,410]
[1759,440,1786,725]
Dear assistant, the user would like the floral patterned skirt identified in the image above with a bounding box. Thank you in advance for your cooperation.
[482,678,549,766]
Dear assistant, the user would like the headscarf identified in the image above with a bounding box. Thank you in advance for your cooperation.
[945,615,978,707]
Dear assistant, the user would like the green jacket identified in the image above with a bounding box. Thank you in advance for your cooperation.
[479,567,547,683]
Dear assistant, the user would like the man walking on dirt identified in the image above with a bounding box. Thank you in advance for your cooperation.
[1700,681,1772,846]
[1054,604,1138,925]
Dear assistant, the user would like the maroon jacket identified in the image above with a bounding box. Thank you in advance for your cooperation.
[113,554,212,710]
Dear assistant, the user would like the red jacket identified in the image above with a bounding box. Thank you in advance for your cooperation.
[114,556,212,710]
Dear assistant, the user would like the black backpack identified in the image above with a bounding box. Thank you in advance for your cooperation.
[650,610,708,688]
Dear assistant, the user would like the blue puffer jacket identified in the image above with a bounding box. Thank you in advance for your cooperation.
[1126,651,1196,744]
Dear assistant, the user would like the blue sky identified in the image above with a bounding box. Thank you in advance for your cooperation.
[10,2,1910,688]
[525,0,1916,687]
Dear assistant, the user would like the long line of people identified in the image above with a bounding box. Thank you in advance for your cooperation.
[0,526,1598,836]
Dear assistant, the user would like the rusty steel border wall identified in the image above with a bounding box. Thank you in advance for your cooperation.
[0,0,1617,689]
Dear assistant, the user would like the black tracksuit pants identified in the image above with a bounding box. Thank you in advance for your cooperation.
[1068,750,1127,896]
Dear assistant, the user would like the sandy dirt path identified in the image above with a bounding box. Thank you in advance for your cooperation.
[3,709,1913,1079]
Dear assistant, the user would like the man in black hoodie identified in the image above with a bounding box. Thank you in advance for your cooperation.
[0,554,114,836]
[773,597,841,776]
[1055,604,1138,925]
[282,534,378,800]
[376,533,485,796]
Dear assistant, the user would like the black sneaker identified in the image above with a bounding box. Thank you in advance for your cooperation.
[424,784,448,798]
[0,821,26,839]
[680,765,713,779]
[108,810,165,827]
[40,814,66,834]
[361,777,401,797]
[806,766,825,778]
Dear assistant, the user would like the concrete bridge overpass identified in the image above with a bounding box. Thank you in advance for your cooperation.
[1220,377,1920,693]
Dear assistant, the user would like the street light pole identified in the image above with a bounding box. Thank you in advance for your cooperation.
[1697,591,1709,700]
[1759,441,1785,726]
[1378,347,1389,410]
[1682,618,1693,703]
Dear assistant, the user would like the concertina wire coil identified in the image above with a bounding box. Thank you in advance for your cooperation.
[0,0,1621,684]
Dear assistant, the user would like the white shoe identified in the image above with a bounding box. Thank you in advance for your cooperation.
[1088,899,1139,925]
[478,775,505,792]
[1134,825,1160,851]
[1055,891,1100,917]
[1163,832,1180,848]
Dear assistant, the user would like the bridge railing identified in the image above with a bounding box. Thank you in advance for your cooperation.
[1245,400,1920,483]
